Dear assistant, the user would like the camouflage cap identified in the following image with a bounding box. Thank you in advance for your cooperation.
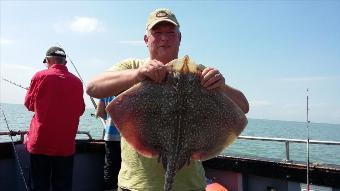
[146,8,180,30]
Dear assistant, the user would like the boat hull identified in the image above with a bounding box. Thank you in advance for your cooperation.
[1,140,340,191]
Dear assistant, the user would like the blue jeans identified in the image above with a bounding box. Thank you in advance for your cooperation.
[29,153,74,191]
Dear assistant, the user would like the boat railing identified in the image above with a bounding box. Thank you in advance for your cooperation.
[238,135,340,161]
[2,131,340,162]
[0,130,93,141]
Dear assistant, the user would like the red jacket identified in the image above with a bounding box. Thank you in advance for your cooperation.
[24,64,85,156]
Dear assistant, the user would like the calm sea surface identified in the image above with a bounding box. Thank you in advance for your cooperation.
[1,103,340,165]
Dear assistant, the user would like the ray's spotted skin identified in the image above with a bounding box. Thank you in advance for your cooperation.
[107,56,247,191]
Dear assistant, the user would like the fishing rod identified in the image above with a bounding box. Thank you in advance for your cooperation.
[57,43,98,108]
[3,77,96,120]
[57,43,107,138]
[306,88,310,191]
[0,106,29,191]
[2,78,28,90]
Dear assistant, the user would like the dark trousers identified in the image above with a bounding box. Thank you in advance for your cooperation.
[28,153,74,191]
[104,141,121,190]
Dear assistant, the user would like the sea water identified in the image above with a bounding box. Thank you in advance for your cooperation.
[1,103,339,165]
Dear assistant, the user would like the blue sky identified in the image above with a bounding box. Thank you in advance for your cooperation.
[1,1,339,124]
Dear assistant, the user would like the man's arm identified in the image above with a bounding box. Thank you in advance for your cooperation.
[220,84,249,114]
[24,75,39,111]
[200,67,249,114]
[86,60,168,98]
[86,69,140,98]
[95,100,107,120]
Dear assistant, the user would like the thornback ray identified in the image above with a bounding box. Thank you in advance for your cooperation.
[106,55,248,191]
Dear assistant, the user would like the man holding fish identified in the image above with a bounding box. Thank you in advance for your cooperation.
[87,8,249,191]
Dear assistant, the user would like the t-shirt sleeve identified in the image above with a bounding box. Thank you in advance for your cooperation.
[106,59,145,72]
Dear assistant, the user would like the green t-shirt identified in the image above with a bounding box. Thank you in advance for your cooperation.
[108,58,206,191]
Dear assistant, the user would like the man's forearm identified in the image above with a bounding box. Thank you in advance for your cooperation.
[221,84,249,114]
[86,69,140,98]
[95,101,107,119]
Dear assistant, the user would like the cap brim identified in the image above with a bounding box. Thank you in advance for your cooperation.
[43,56,66,63]
[147,19,178,30]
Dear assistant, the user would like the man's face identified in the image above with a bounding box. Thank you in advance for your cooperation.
[144,22,181,63]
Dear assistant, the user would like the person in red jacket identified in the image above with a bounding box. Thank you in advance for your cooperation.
[24,46,85,191]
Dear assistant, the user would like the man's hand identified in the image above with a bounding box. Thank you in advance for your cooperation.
[136,59,169,83]
[200,67,225,90]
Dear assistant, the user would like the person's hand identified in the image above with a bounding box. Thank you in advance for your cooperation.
[136,59,169,83]
[200,67,225,90]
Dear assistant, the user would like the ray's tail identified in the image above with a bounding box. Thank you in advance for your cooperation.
[163,152,191,191]
[164,155,176,191]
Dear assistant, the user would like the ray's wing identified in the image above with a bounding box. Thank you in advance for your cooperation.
[106,82,160,158]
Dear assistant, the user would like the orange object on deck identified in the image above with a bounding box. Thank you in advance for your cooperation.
[206,182,228,191]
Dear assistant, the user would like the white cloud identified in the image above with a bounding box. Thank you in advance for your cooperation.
[53,16,105,33]
[0,37,13,45]
[69,16,105,33]
[117,40,145,46]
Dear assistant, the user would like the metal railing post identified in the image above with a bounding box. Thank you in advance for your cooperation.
[285,141,290,161]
